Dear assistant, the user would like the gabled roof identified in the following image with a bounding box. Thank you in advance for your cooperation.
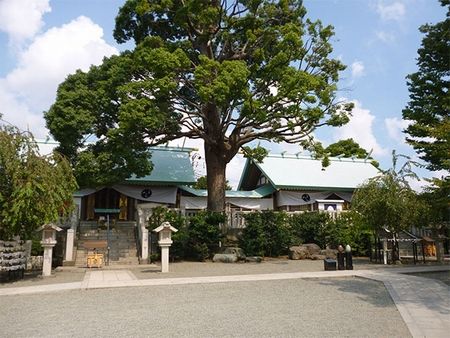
[126,146,196,185]
[179,184,275,198]
[238,154,380,191]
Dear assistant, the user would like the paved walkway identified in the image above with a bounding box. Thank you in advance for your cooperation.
[1,265,448,337]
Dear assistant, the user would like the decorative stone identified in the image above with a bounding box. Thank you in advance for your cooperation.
[311,254,327,260]
[245,256,262,263]
[223,247,246,260]
[213,253,238,263]
[288,246,310,260]
[319,249,338,259]
[302,243,321,255]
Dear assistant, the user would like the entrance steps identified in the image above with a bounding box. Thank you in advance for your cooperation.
[75,222,139,267]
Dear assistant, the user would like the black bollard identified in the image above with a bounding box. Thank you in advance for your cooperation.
[337,252,345,270]
[345,245,353,270]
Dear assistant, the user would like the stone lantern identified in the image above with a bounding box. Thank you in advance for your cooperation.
[153,221,178,273]
[39,223,62,277]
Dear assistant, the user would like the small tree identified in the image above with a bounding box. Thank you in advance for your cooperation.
[0,123,78,240]
[352,151,427,261]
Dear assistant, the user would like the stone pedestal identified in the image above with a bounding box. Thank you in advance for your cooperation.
[160,244,170,273]
[41,243,55,277]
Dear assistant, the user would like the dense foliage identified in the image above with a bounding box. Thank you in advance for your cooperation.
[324,138,379,167]
[193,175,232,190]
[147,207,223,261]
[239,211,291,257]
[239,210,371,257]
[45,0,353,211]
[0,124,78,240]
[402,0,449,172]
[351,152,428,260]
[289,211,329,247]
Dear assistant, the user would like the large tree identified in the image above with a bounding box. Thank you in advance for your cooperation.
[0,122,78,240]
[402,0,449,172]
[45,0,352,211]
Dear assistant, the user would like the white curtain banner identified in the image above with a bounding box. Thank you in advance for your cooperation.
[180,196,207,209]
[112,185,177,204]
[277,191,352,207]
[227,198,273,210]
[180,196,274,210]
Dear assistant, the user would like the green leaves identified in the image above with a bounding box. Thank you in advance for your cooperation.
[46,0,352,210]
[402,1,450,171]
[0,127,78,240]
[352,152,425,235]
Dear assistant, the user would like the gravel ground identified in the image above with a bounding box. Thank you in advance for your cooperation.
[0,269,85,289]
[0,277,411,338]
[2,257,445,288]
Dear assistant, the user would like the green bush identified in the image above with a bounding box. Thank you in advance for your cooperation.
[146,207,188,260]
[289,212,330,248]
[186,211,224,261]
[239,211,291,257]
[326,212,373,256]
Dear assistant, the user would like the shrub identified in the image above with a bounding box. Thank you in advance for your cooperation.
[146,207,188,260]
[240,211,291,257]
[289,212,330,248]
[186,211,224,261]
[326,212,373,256]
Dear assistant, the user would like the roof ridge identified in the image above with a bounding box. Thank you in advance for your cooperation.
[265,153,371,163]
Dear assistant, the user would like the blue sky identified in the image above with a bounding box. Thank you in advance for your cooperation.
[0,0,447,189]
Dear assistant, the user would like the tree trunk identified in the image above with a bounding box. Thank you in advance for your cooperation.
[204,144,227,212]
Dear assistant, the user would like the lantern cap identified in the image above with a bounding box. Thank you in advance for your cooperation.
[153,221,178,233]
[38,223,63,232]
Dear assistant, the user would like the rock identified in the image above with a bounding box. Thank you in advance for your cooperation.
[246,256,262,263]
[213,253,238,263]
[320,249,338,259]
[289,246,310,260]
[311,254,326,260]
[302,243,321,255]
[223,247,246,260]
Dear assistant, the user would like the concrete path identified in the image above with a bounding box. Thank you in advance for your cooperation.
[363,269,450,338]
[1,265,448,337]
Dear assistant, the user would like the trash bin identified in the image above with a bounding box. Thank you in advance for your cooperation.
[324,258,337,271]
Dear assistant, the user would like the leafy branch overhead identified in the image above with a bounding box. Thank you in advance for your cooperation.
[45,0,353,210]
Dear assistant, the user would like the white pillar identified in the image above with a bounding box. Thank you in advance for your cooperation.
[383,239,388,265]
[65,229,75,261]
[160,244,170,273]
[42,244,54,276]
[141,228,149,260]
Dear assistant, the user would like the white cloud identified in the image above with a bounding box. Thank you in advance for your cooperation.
[375,1,405,21]
[333,100,387,157]
[351,61,365,79]
[6,16,118,111]
[0,0,51,44]
[375,30,396,43]
[1,16,118,137]
[384,117,411,143]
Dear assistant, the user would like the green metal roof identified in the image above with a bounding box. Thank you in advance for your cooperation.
[126,147,196,185]
[179,184,275,198]
[238,154,380,191]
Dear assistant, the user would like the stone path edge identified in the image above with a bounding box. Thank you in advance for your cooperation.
[1,265,447,296]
